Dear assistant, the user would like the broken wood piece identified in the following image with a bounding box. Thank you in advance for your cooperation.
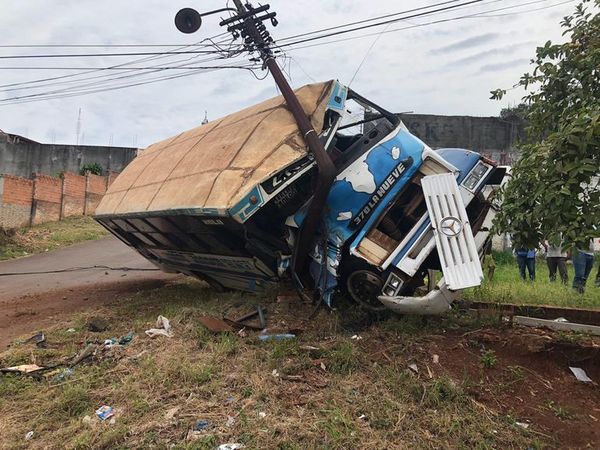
[198,316,233,333]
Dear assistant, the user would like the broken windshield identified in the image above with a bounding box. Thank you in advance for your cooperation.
[324,89,399,171]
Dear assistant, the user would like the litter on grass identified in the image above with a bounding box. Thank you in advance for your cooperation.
[258,334,295,341]
[218,444,245,450]
[95,405,115,421]
[145,315,173,338]
[1,364,45,374]
[194,419,210,431]
[569,367,593,383]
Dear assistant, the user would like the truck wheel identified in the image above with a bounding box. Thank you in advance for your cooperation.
[344,268,388,311]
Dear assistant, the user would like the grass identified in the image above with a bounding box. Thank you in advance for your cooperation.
[0,278,537,449]
[0,215,108,260]
[464,254,600,309]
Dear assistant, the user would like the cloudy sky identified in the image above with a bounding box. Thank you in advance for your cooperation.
[0,0,578,148]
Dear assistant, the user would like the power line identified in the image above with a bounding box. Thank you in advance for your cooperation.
[277,0,572,53]
[276,0,465,43]
[275,0,488,48]
[0,62,260,105]
[0,32,233,90]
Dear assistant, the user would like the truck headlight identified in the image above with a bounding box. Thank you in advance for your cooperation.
[462,161,490,192]
[382,273,404,297]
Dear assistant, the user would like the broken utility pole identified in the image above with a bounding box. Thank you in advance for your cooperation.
[174,2,335,293]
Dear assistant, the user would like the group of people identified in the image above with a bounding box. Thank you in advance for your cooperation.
[515,240,599,294]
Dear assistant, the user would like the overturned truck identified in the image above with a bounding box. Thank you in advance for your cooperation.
[95,80,506,314]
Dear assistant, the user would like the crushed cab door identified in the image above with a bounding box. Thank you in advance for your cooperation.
[421,173,483,290]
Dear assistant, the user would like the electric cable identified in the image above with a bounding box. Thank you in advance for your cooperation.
[0,265,161,277]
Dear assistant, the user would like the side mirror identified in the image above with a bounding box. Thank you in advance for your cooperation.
[175,8,202,34]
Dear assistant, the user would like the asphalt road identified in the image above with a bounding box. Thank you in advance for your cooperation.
[0,236,174,300]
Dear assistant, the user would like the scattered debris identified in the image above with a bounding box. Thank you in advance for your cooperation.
[71,343,96,366]
[145,315,173,338]
[194,419,210,431]
[224,305,267,330]
[95,405,115,421]
[271,369,280,378]
[199,316,233,333]
[24,431,34,441]
[258,334,295,341]
[53,368,74,382]
[226,415,236,427]
[258,412,267,419]
[514,316,600,336]
[351,334,363,341]
[515,422,530,429]
[87,316,109,332]
[358,414,368,421]
[237,328,247,338]
[569,367,593,383]
[408,363,419,374]
[25,331,46,347]
[300,345,321,351]
[118,331,135,345]
[66,328,76,333]
[1,364,45,374]
[217,444,245,450]
[553,317,568,323]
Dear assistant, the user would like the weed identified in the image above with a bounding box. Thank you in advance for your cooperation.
[270,339,300,360]
[506,365,524,381]
[211,332,238,357]
[318,407,358,449]
[53,385,91,418]
[546,401,572,420]
[480,350,497,369]
[0,216,108,261]
[326,341,362,375]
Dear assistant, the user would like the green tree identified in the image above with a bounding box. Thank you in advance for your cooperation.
[491,0,599,249]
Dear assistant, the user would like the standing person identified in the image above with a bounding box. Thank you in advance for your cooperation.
[515,247,536,281]
[572,240,595,294]
[544,240,568,285]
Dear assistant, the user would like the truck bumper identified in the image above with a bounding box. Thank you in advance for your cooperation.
[377,279,459,315]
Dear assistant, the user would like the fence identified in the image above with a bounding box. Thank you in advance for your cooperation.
[0,171,117,229]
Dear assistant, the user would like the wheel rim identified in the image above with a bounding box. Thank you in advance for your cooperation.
[347,270,386,310]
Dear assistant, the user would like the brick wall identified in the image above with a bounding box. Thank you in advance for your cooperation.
[32,174,62,224]
[0,170,116,229]
[63,172,86,217]
[0,175,34,228]
[85,173,107,214]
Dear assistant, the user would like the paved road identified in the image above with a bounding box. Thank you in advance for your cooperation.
[0,236,174,300]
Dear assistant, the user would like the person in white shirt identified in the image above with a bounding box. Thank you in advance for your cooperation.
[544,241,568,285]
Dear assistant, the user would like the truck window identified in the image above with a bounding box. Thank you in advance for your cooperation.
[326,90,398,171]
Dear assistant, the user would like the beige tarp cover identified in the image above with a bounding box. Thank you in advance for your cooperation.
[96,81,334,216]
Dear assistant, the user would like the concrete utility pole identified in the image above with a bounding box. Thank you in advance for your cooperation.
[229,0,335,282]
[174,2,336,286]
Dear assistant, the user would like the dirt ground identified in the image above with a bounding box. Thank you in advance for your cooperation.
[0,278,178,349]
[1,277,599,448]
[367,327,600,448]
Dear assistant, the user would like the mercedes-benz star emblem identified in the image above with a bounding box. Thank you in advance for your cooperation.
[439,216,463,237]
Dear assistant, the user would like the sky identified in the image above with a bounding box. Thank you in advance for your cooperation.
[0,0,579,148]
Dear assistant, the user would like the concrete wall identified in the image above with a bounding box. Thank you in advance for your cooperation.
[397,113,526,165]
[0,132,138,178]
